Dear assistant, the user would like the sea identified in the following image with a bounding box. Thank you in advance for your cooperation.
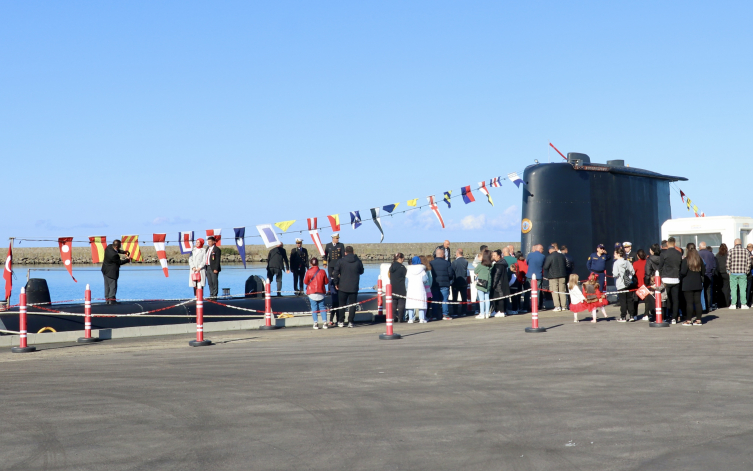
[7,263,385,305]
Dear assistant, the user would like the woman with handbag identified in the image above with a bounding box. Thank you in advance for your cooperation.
[188,238,208,296]
[474,250,493,319]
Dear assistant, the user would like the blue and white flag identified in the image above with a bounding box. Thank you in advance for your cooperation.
[507,172,523,188]
[350,211,362,230]
[178,231,194,254]
[234,227,246,269]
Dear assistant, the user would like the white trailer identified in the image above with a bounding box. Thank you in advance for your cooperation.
[661,216,753,251]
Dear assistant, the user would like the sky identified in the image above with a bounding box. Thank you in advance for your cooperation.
[2,1,751,248]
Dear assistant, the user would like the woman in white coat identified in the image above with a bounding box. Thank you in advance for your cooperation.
[188,238,208,295]
[405,256,432,323]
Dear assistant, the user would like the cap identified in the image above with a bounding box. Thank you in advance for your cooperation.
[623,241,632,247]
[597,244,605,250]
[331,233,340,238]
[295,238,303,243]
[549,245,556,251]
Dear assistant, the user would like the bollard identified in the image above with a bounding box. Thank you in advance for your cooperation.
[259,278,281,330]
[466,274,472,315]
[525,275,547,333]
[377,276,384,317]
[189,288,212,346]
[11,288,36,353]
[650,271,669,328]
[77,284,101,343]
[379,283,402,340]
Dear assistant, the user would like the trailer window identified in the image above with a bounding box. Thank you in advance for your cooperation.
[669,233,722,252]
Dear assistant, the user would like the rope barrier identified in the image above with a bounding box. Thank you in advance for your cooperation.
[391,289,532,305]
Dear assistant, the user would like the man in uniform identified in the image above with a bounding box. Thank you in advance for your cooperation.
[324,233,345,324]
[586,244,609,291]
[623,241,636,263]
[289,238,309,295]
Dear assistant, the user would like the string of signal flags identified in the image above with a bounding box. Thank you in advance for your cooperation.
[5,171,526,285]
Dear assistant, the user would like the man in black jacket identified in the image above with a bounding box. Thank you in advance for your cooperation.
[101,239,130,304]
[450,249,469,317]
[435,240,451,261]
[658,237,683,323]
[333,246,364,327]
[289,239,308,295]
[205,236,221,297]
[430,248,455,320]
[267,243,290,296]
[543,245,568,311]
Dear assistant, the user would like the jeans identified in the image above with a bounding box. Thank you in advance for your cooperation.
[309,298,327,323]
[406,309,426,322]
[431,286,450,319]
[477,290,490,316]
[730,274,748,306]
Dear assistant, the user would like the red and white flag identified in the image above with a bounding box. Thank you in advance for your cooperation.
[680,190,686,203]
[490,177,502,188]
[153,233,169,277]
[3,243,12,301]
[307,217,325,256]
[478,181,494,206]
[58,237,77,282]
[307,218,317,230]
[206,228,222,246]
[427,196,446,229]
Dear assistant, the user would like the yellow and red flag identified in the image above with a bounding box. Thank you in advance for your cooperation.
[121,235,143,262]
[89,236,107,263]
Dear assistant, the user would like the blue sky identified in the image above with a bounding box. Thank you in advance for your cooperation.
[2,1,751,247]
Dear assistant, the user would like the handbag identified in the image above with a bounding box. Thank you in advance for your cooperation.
[191,271,202,282]
[476,278,489,289]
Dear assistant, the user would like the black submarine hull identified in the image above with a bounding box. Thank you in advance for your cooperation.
[0,293,378,334]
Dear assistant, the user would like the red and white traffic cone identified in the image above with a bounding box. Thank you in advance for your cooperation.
[11,288,36,353]
[259,278,281,330]
[379,283,401,340]
[377,276,384,317]
[78,284,101,343]
[189,288,212,346]
[650,271,669,327]
[525,275,546,333]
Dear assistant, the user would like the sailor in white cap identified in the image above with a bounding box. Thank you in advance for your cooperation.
[324,233,345,325]
[290,238,309,295]
[623,242,634,263]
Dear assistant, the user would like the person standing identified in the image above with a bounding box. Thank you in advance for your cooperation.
[659,237,682,323]
[450,249,469,317]
[430,248,455,320]
[633,249,648,320]
[513,252,529,313]
[680,247,706,325]
[747,243,753,308]
[561,245,574,277]
[324,233,345,320]
[435,240,451,261]
[543,244,568,311]
[303,258,329,329]
[643,244,663,321]
[289,238,309,295]
[333,246,364,327]
[405,256,431,323]
[101,239,131,304]
[727,239,752,309]
[204,236,221,298]
[388,253,407,323]
[474,250,493,319]
[623,242,636,263]
[586,244,609,292]
[188,238,207,296]
[698,241,716,313]
[526,244,546,310]
[266,243,290,296]
[613,247,636,322]
[715,243,730,309]
[503,247,519,314]
[490,250,511,317]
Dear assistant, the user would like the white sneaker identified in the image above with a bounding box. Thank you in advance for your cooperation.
[742,305,750,310]
[729,305,737,310]
[322,323,328,329]
[671,319,676,324]
[475,313,485,319]
[408,319,414,323]
[553,307,561,312]
[420,320,428,323]
[643,316,650,321]
[499,312,506,317]
[313,323,319,330]
[338,322,344,327]
[348,323,354,328]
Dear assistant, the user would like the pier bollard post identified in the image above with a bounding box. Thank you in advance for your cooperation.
[189,288,212,346]
[525,275,546,333]
[466,274,472,315]
[11,288,36,353]
[377,276,384,317]
[650,271,669,327]
[259,278,281,330]
[379,283,401,340]
[77,284,101,343]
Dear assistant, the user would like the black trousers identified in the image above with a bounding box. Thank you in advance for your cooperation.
[618,291,636,319]
[683,290,702,322]
[748,274,753,307]
[267,268,283,295]
[338,291,358,324]
[329,289,339,323]
[103,275,118,300]
[702,274,714,312]
[292,269,305,292]
[717,274,730,308]
[666,283,681,322]
[451,280,467,316]
[206,269,219,297]
[394,297,406,322]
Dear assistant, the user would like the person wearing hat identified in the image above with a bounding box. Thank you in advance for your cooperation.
[623,242,636,263]
[266,242,290,296]
[289,238,309,295]
[586,244,610,292]
[324,234,345,323]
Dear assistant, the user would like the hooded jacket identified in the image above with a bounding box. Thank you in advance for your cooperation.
[658,248,682,280]
[405,264,431,310]
[388,261,407,296]
[333,253,364,293]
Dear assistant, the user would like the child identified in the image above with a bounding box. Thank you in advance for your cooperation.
[567,274,588,322]
[583,272,609,321]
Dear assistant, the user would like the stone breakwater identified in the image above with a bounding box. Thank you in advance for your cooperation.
[13,242,519,265]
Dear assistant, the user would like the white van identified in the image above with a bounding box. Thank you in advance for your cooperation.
[661,216,753,251]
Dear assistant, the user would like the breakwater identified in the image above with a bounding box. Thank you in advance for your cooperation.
[13,242,519,265]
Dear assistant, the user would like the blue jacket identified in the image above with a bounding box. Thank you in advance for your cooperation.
[526,251,545,280]
[587,252,609,273]
[430,257,455,289]
[698,249,717,277]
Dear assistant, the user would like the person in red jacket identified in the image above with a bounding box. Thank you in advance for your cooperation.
[304,258,330,329]
[633,249,651,321]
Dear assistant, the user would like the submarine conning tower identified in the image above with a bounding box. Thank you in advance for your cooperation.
[520,153,687,280]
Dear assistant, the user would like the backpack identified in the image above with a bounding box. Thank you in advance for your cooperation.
[622,262,635,288]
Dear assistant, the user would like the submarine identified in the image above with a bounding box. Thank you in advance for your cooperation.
[520,153,687,280]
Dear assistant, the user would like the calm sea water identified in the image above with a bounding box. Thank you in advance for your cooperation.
[8,263,384,305]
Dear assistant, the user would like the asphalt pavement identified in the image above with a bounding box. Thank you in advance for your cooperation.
[2,306,753,470]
